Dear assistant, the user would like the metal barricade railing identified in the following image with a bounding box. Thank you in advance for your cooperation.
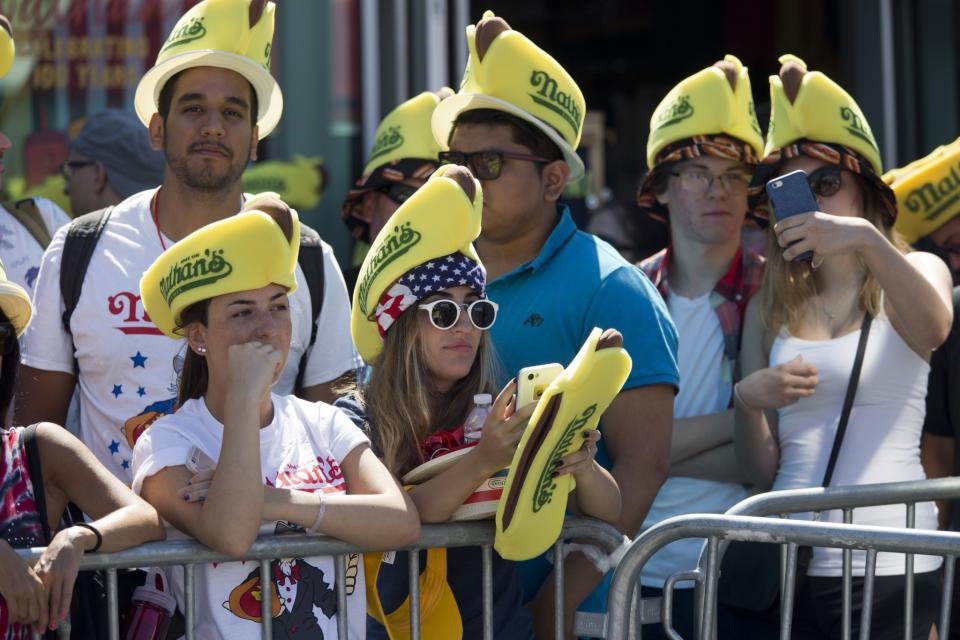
[604,514,960,640]
[16,516,623,640]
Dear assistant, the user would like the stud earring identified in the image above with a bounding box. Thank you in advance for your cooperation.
[196,346,207,354]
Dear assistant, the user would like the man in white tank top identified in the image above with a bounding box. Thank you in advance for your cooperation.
[636,55,766,639]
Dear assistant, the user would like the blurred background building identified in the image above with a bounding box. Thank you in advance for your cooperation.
[1,0,956,267]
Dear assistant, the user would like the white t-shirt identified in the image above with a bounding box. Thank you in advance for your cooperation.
[131,393,369,640]
[21,188,359,483]
[0,197,70,291]
[640,291,747,588]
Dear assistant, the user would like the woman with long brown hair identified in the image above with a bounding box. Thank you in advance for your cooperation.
[733,56,953,638]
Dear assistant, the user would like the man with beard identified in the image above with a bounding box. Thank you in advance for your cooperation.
[16,0,357,485]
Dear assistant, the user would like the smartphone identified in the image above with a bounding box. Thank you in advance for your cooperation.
[516,363,564,408]
[765,169,818,262]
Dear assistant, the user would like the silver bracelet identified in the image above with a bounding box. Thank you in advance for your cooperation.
[307,493,327,535]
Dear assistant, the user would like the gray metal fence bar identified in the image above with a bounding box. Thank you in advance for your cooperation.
[408,548,421,640]
[780,543,798,640]
[336,554,348,640]
[184,563,196,640]
[554,540,565,640]
[842,508,853,640]
[106,568,119,640]
[481,544,493,640]
[662,570,698,640]
[858,549,877,640]
[942,555,956,637]
[903,502,916,640]
[259,559,273,640]
[607,514,960,640]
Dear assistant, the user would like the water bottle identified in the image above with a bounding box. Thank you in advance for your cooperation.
[463,394,493,444]
[120,567,176,640]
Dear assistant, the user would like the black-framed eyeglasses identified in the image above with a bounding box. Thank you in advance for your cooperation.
[375,183,419,206]
[807,166,843,198]
[0,321,16,356]
[417,299,499,331]
[438,150,551,181]
[60,160,97,180]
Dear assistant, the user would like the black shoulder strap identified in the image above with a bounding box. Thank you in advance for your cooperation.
[822,312,873,487]
[21,423,51,542]
[3,198,52,249]
[295,223,325,393]
[60,207,113,338]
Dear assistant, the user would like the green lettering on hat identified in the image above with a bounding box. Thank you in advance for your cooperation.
[904,161,960,221]
[656,95,694,129]
[529,69,581,139]
[358,222,422,316]
[368,126,405,164]
[840,107,879,153]
[159,248,233,306]
[532,404,596,513]
[159,16,207,55]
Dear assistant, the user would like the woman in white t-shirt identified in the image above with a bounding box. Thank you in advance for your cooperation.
[733,58,953,638]
[131,195,419,640]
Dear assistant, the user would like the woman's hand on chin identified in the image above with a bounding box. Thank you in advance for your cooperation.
[225,341,282,400]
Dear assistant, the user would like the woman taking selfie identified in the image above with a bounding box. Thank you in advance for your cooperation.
[336,165,621,639]
[733,56,952,638]
[132,195,418,639]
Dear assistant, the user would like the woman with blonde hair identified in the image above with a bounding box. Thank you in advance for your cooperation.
[733,56,952,638]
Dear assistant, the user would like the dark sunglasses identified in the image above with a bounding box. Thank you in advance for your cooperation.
[418,299,499,331]
[807,166,843,198]
[0,321,16,356]
[375,183,419,206]
[438,150,551,181]
[60,160,97,180]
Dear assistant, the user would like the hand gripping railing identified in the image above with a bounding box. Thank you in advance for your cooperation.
[605,513,960,640]
[16,516,624,640]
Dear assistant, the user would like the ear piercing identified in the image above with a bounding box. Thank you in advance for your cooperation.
[196,346,207,354]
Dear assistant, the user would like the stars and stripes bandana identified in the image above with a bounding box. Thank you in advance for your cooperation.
[374,252,486,338]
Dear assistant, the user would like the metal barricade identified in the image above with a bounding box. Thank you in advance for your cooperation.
[16,516,623,640]
[604,513,960,640]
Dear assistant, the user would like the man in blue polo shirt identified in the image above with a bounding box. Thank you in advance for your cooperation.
[432,12,679,637]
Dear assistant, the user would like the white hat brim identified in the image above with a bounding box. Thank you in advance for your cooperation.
[0,282,33,336]
[432,93,585,180]
[134,50,283,140]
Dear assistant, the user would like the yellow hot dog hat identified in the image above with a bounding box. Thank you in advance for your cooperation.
[432,11,586,179]
[351,164,483,363]
[140,193,300,339]
[495,327,632,561]
[886,138,960,244]
[0,259,33,337]
[135,0,283,139]
[0,15,14,79]
[753,55,896,224]
[242,155,327,211]
[638,55,763,220]
[341,90,451,240]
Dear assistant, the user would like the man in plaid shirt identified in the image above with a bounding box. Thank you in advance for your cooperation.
[633,56,767,639]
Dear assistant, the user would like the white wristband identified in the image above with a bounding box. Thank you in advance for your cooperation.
[307,493,327,535]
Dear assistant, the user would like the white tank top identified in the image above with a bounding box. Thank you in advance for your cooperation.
[770,313,940,576]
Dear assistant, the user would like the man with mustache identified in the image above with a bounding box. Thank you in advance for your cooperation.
[15,0,357,486]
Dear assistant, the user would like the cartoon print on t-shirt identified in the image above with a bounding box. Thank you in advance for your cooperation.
[225,558,337,638]
[122,352,183,448]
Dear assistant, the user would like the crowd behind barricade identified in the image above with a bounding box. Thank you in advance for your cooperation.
[1,1,959,639]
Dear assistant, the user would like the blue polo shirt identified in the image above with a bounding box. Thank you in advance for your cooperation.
[486,206,678,614]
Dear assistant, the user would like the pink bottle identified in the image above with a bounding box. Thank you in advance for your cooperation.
[120,568,176,640]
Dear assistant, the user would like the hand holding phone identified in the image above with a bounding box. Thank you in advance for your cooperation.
[766,169,819,262]
[516,363,563,408]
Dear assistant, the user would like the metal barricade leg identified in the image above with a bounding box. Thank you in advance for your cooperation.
[482,545,493,640]
[107,568,119,640]
[843,509,853,640]
[700,537,719,640]
[941,555,955,640]
[336,554,348,640]
[260,560,274,640]
[859,550,877,640]
[408,549,421,640]
[184,564,196,640]
[554,541,565,640]
[779,543,798,640]
[662,571,700,640]
[904,503,916,640]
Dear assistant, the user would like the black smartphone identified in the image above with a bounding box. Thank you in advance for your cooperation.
[765,169,818,262]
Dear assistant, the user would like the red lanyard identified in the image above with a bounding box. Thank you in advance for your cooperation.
[150,189,167,251]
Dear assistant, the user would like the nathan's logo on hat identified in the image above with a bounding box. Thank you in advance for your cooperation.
[529,69,582,139]
[357,222,422,317]
[159,248,233,306]
[159,16,207,55]
[655,94,694,129]
[903,161,960,221]
[532,404,596,513]
[367,126,405,164]
[841,106,878,153]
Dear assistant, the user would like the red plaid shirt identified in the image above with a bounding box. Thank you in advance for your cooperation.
[640,233,765,390]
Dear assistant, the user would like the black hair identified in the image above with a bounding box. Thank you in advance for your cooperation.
[157,70,259,126]
[0,310,20,419]
[176,299,211,406]
[451,109,564,165]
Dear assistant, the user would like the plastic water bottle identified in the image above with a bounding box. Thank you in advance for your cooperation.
[463,394,493,444]
[120,567,175,640]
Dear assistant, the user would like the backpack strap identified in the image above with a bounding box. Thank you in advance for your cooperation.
[295,223,326,394]
[60,207,113,340]
[3,198,52,249]
[20,423,51,542]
